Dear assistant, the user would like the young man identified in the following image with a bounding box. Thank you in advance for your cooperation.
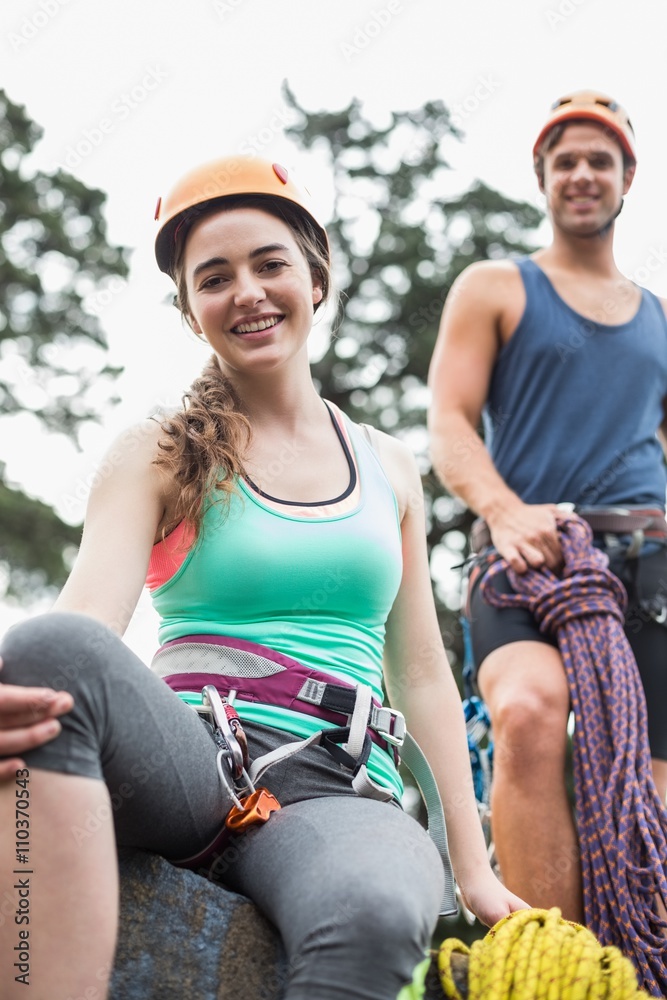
[428,91,667,922]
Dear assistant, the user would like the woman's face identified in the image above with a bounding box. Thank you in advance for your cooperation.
[182,206,323,377]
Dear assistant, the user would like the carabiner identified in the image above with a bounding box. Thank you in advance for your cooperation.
[202,685,245,781]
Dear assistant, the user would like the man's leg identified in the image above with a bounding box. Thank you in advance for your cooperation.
[478,640,583,922]
[610,547,667,804]
[651,759,667,805]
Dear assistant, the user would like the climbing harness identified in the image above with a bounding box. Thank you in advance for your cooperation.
[154,635,457,915]
[479,518,667,996]
[438,907,648,999]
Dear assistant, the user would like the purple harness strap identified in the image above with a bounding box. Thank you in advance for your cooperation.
[480,517,667,996]
[155,633,401,761]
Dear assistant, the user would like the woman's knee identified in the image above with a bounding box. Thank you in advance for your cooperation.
[316,842,439,951]
[293,878,434,994]
[1,612,121,692]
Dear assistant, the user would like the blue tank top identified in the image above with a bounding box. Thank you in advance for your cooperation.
[483,258,667,507]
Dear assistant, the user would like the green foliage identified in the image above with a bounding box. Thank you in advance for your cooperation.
[0,468,80,595]
[0,89,129,595]
[0,89,129,434]
[284,82,543,672]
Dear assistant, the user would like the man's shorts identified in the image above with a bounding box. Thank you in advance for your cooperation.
[467,541,667,760]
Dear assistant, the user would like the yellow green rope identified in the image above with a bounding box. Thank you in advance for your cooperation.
[438,908,649,999]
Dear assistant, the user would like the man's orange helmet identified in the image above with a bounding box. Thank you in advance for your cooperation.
[154,156,329,277]
[533,91,637,164]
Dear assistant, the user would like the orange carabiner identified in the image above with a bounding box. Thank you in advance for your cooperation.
[225,788,281,832]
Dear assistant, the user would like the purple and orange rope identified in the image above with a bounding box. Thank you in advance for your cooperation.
[480,517,667,995]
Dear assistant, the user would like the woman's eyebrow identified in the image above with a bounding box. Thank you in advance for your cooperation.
[192,244,290,279]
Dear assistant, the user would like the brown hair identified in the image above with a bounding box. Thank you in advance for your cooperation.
[154,196,335,537]
[533,119,635,184]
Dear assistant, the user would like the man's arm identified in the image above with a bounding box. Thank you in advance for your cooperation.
[427,260,562,572]
[657,301,667,455]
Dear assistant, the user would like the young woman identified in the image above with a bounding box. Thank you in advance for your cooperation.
[0,156,525,1000]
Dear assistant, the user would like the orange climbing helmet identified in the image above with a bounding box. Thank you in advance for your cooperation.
[532,90,637,164]
[154,156,329,276]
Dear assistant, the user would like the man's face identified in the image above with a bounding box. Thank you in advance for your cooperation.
[540,122,635,236]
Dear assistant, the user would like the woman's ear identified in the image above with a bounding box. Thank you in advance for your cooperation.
[312,280,324,306]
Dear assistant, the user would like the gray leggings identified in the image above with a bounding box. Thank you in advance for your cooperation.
[1,613,443,1000]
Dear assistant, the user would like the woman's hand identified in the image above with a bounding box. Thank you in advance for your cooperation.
[0,656,73,780]
[457,865,530,928]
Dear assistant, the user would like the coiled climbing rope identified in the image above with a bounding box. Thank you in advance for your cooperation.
[479,518,667,995]
[438,907,648,998]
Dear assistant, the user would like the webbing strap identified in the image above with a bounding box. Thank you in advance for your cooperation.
[344,680,371,760]
[402,732,457,916]
[247,731,324,785]
[351,764,395,802]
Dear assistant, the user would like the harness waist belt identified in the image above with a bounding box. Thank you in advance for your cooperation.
[151,634,405,763]
[470,507,667,554]
[153,634,458,916]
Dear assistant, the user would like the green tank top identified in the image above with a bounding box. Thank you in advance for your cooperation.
[149,413,404,797]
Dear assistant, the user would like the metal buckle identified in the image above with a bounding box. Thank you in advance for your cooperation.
[372,706,406,747]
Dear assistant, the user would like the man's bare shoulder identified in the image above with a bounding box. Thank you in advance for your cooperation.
[448,258,524,307]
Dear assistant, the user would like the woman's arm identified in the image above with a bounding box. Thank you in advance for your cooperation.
[379,434,527,925]
[54,420,170,632]
[0,420,170,775]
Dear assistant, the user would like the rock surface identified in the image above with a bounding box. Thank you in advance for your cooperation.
[111,848,463,999]
[111,848,287,1000]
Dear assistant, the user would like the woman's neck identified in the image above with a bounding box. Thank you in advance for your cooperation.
[222,363,325,434]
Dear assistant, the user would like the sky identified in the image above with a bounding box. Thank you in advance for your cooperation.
[2,0,667,659]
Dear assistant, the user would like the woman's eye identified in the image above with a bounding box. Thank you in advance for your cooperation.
[262,259,287,272]
[201,275,226,289]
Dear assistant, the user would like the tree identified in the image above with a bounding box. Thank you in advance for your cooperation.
[284,83,543,676]
[0,89,129,596]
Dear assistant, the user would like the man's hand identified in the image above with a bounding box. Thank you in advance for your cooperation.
[487,502,570,573]
[0,656,73,780]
